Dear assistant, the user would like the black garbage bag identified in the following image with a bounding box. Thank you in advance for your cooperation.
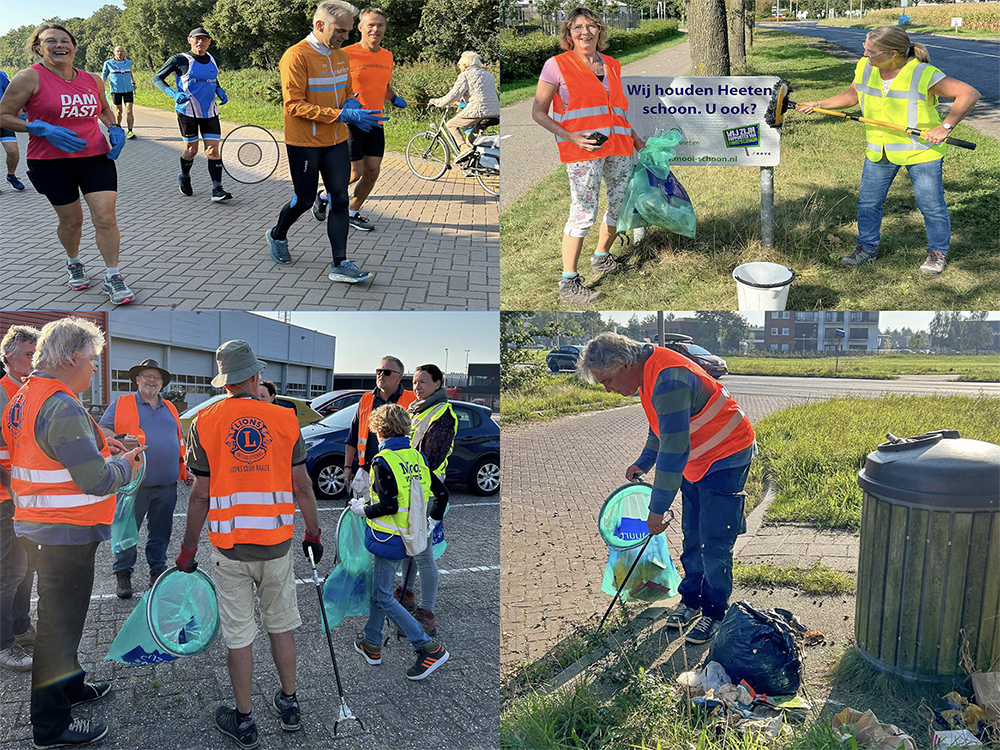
[706,601,803,696]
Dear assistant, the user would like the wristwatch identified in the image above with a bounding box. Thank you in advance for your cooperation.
[942,122,953,130]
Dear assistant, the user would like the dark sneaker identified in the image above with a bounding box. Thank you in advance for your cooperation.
[177,172,193,197]
[590,252,619,274]
[66,260,90,290]
[14,625,37,646]
[125,131,136,140]
[211,186,233,203]
[665,602,701,629]
[215,707,259,750]
[354,634,382,665]
[348,214,374,232]
[149,568,166,587]
[685,615,721,645]
[328,260,372,284]
[413,607,437,636]
[393,585,416,613]
[272,690,300,732]
[115,570,133,599]
[311,191,327,222]
[919,250,946,275]
[558,274,602,304]
[266,229,293,265]
[406,641,449,681]
[841,245,877,267]
[33,718,108,749]
[70,682,111,706]
[0,644,32,671]
[6,174,25,191]
[102,274,136,305]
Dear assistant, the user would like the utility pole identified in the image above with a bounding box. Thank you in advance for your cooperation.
[444,348,449,387]
[464,349,471,373]
[657,311,665,346]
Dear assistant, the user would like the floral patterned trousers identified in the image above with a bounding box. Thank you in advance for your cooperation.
[564,154,633,238]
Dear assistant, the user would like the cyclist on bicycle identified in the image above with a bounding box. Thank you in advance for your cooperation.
[429,51,498,163]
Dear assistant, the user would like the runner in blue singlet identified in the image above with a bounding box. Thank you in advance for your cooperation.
[0,70,27,191]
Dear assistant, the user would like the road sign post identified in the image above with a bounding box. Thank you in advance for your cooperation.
[835,329,845,372]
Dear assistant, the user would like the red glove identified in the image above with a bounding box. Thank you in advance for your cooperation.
[175,544,198,573]
[302,529,323,564]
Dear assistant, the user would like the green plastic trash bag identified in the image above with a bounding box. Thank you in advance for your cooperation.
[111,453,146,555]
[617,129,697,239]
[322,508,372,629]
[106,567,219,665]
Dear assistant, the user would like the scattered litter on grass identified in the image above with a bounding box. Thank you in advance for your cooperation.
[832,707,917,750]
[930,729,984,748]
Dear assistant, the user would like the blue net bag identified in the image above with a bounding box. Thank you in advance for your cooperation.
[111,453,146,555]
[322,509,372,629]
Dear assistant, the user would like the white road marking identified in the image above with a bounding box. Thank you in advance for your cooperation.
[171,502,500,518]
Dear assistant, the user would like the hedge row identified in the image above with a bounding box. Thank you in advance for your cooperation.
[854,2,1000,32]
[500,19,680,82]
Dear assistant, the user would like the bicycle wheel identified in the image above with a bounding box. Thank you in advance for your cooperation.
[405,131,449,180]
[475,167,499,196]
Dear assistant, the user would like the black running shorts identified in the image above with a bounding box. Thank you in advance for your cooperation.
[111,91,134,105]
[26,156,118,206]
[348,123,385,161]
[177,112,221,143]
[0,128,15,142]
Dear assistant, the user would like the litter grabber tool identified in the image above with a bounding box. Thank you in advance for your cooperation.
[308,547,364,736]
[765,78,976,150]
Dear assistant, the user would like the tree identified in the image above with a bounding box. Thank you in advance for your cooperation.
[0,24,36,70]
[82,4,124,71]
[409,0,500,65]
[726,0,746,70]
[119,0,217,71]
[206,0,313,70]
[929,311,961,350]
[908,331,927,350]
[687,0,730,75]
[963,312,993,355]
[501,312,556,393]
[695,311,749,352]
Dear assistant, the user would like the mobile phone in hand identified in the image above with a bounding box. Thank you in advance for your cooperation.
[587,132,609,147]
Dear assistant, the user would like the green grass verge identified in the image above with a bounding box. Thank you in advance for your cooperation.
[499,30,1000,310]
[817,18,1000,37]
[734,560,856,595]
[726,353,1000,381]
[501,374,635,424]
[751,394,1000,531]
[499,33,689,109]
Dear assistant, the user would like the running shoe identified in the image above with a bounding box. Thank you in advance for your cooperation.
[272,690,300,732]
[6,174,25,191]
[354,634,382,665]
[212,186,233,203]
[266,229,293,265]
[66,260,90,290]
[178,172,193,197]
[919,250,947,275]
[348,214,374,232]
[214,707,259,750]
[33,718,108,749]
[70,682,111,706]
[126,131,136,140]
[311,191,327,222]
[102,274,136,305]
[328,260,372,284]
[0,644,32,672]
[406,641,449,681]
[685,615,721,645]
[841,245,877,267]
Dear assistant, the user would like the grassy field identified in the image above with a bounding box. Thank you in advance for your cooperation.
[750,394,1000,530]
[499,30,1000,310]
[500,373,635,423]
[726,353,1000,381]
[734,560,855,595]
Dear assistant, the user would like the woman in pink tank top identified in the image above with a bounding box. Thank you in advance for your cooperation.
[0,24,135,305]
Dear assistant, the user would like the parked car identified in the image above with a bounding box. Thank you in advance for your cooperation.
[178,394,322,434]
[303,401,500,500]
[546,345,581,373]
[310,389,366,417]
[661,334,728,379]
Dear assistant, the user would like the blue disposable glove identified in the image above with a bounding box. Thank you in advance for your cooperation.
[106,125,126,160]
[168,88,190,105]
[17,112,27,121]
[337,107,389,133]
[343,96,362,110]
[25,120,87,153]
[458,101,467,110]
[391,94,407,109]
[216,86,228,105]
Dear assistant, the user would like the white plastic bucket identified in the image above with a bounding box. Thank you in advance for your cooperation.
[732,262,794,311]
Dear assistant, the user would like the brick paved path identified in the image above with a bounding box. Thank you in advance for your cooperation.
[0,107,498,311]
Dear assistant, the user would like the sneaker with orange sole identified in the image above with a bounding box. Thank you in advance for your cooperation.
[406,640,448,680]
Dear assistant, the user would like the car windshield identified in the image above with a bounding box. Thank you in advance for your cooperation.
[686,344,713,356]
[318,403,358,429]
[180,394,224,419]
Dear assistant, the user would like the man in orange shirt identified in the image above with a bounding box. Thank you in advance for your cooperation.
[312,7,407,232]
[266,0,387,283]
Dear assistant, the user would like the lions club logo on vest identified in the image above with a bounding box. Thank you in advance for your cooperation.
[226,417,272,465]
[6,397,24,440]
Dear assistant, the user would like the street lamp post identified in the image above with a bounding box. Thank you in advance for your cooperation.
[464,349,470,374]
[444,348,449,387]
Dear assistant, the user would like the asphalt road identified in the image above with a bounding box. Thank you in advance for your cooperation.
[0,485,500,750]
[721,372,1000,399]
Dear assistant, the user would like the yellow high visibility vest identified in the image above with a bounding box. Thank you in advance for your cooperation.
[367,447,432,538]
[410,401,456,479]
[853,57,946,166]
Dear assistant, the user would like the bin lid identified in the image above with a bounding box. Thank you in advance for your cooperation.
[858,430,1000,509]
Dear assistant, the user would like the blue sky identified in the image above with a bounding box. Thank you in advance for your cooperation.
[601,311,1000,329]
[255,312,499,374]
[3,1,124,35]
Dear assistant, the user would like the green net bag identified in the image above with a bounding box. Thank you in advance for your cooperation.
[111,453,146,555]
[322,508,373,629]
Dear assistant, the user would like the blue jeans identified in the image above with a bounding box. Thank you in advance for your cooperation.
[364,553,431,650]
[677,462,751,622]
[112,484,178,573]
[402,541,440,612]
[857,155,950,254]
[1,501,33,649]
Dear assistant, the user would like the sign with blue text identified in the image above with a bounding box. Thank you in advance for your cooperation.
[622,76,781,167]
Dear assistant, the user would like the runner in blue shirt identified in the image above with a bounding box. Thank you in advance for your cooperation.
[102,46,137,139]
[0,71,26,191]
[153,27,232,202]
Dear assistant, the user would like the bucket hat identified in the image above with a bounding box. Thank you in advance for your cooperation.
[211,340,265,387]
[128,359,172,387]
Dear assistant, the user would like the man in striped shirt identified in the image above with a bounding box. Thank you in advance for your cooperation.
[579,332,755,646]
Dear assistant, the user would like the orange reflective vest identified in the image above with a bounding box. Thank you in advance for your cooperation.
[1,374,24,503]
[551,51,633,163]
[196,397,301,549]
[1,375,116,526]
[112,393,187,481]
[357,389,416,467]
[639,347,755,483]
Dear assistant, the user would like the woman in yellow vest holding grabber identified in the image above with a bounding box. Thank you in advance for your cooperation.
[797,27,980,276]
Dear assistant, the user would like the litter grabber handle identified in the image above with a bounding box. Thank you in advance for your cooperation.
[795,104,977,150]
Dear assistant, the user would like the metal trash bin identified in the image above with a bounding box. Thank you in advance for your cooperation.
[855,430,1000,681]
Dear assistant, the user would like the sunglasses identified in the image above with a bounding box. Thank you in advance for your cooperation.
[375,368,401,376]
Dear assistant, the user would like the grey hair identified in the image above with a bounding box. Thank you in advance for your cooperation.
[315,0,358,24]
[32,317,106,373]
[1,325,41,369]
[577,332,646,382]
[358,7,386,21]
[459,51,484,69]
[380,355,404,373]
